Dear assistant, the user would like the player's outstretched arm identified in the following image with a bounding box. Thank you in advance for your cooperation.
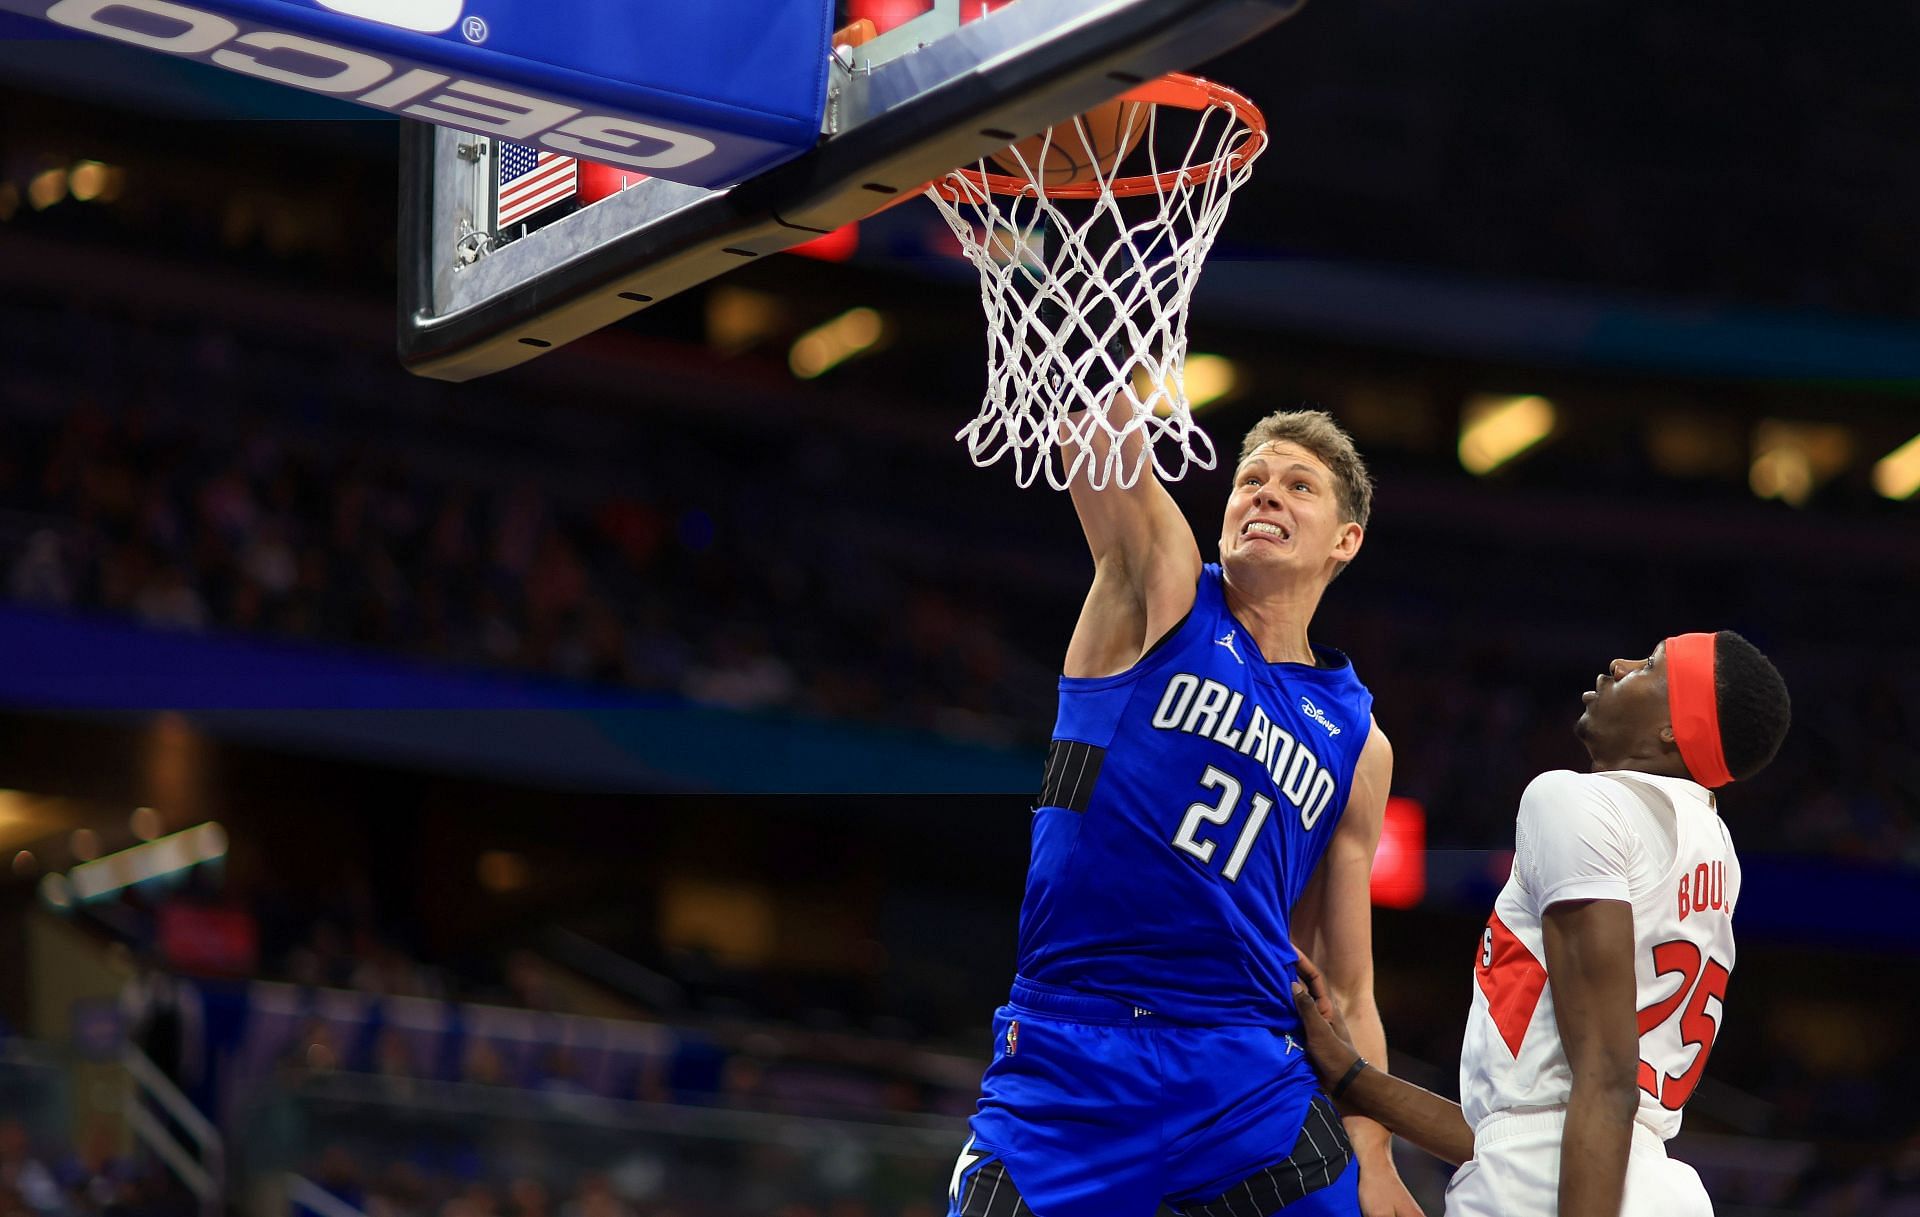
[1060,393,1202,679]
[1541,898,1639,1217]
[1290,723,1424,1217]
[1291,950,1475,1168]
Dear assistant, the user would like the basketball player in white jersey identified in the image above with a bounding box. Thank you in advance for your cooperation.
[1287,630,1791,1217]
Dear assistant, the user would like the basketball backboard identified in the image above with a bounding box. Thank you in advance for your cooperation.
[397,0,1305,381]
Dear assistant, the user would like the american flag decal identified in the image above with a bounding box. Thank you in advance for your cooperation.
[496,142,577,228]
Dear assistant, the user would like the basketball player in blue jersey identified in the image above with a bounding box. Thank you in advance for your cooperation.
[947,410,1421,1217]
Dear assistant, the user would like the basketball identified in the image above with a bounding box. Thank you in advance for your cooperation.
[988,97,1149,188]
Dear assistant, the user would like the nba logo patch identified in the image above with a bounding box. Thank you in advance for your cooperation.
[1006,1019,1019,1056]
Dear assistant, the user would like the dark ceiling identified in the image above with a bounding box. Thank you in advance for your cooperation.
[1201,0,1920,320]
[5,0,1919,325]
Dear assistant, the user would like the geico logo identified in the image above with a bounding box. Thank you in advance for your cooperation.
[41,0,717,172]
[315,0,463,35]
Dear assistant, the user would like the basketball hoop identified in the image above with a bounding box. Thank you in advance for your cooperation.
[927,74,1267,490]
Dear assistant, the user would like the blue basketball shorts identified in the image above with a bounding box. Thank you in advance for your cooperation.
[945,978,1360,1217]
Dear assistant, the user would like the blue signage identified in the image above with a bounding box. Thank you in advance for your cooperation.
[0,0,832,188]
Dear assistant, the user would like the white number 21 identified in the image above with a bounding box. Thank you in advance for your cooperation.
[1171,765,1273,882]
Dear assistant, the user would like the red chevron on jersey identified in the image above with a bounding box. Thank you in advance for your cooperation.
[1475,910,1547,1057]
[1457,771,1737,1141]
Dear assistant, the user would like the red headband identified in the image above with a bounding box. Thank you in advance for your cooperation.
[1666,633,1733,788]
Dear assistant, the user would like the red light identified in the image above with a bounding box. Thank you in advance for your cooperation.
[577,160,647,206]
[848,0,944,32]
[790,223,859,262]
[846,0,915,29]
[1370,796,1426,909]
[847,0,1005,34]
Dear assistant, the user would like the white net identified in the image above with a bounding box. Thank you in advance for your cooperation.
[926,79,1266,490]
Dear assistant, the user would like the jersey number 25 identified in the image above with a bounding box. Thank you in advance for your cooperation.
[1635,939,1730,1112]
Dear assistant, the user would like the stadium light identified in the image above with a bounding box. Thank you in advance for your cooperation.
[706,285,788,355]
[1748,446,1812,506]
[65,821,228,903]
[68,159,124,203]
[1459,394,1557,475]
[1135,353,1240,414]
[1183,354,1239,410]
[28,167,67,211]
[39,873,72,910]
[790,307,886,379]
[0,790,62,853]
[1750,419,1851,508]
[477,850,532,894]
[1873,434,1920,501]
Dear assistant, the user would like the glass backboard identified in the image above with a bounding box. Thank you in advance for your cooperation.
[397,0,1305,381]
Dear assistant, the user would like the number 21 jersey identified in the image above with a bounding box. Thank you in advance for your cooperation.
[1015,564,1374,1030]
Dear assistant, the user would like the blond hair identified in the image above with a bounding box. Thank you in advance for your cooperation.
[1236,409,1373,529]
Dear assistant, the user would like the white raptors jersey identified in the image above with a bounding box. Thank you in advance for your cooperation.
[1459,769,1739,1141]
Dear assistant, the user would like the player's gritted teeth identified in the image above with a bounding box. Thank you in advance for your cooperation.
[1241,519,1292,545]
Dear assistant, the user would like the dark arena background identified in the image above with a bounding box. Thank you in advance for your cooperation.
[2,2,1918,1215]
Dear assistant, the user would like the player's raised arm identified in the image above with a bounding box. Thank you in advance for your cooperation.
[1291,720,1424,1217]
[1061,392,1202,678]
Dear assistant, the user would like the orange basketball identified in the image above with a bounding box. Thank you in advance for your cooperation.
[988,97,1149,189]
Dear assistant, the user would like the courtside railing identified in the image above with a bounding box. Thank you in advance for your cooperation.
[124,1041,225,1217]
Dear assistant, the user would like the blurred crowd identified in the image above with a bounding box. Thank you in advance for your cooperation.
[4,299,1915,864]
[100,848,1903,1217]
[294,1141,943,1217]
[1346,600,1920,864]
[0,347,1046,746]
[0,1118,191,1217]
[233,968,972,1122]
[298,1160,645,1217]
[1786,1133,1920,1217]
[114,886,978,1131]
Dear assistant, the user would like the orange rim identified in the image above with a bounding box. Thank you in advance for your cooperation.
[929,73,1265,202]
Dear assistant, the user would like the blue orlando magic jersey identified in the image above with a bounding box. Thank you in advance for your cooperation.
[1016,564,1375,1029]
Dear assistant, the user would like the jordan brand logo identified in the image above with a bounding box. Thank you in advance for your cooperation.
[1215,630,1243,665]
